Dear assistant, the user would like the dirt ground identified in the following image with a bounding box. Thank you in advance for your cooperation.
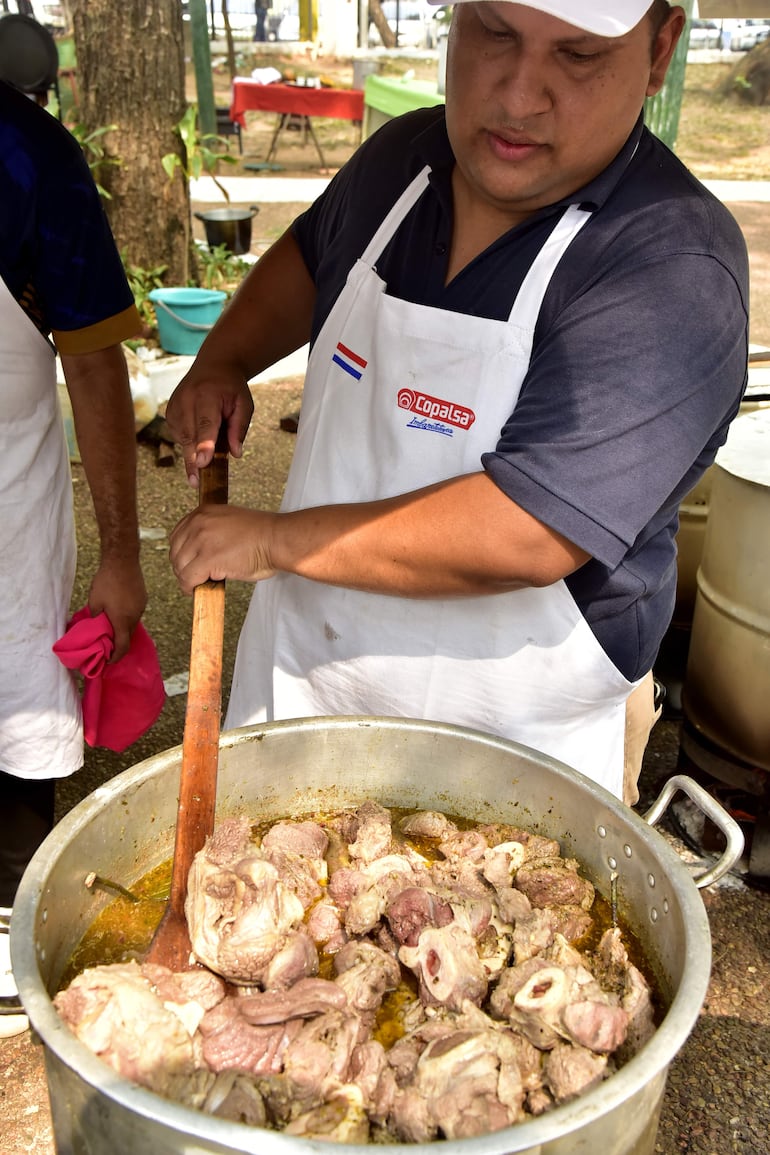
[1,55,769,1152]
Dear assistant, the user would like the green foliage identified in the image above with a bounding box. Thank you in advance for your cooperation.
[121,251,169,331]
[162,104,237,202]
[195,243,250,292]
[68,122,121,199]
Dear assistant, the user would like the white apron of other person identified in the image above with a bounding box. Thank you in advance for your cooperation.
[0,276,82,780]
[227,168,640,798]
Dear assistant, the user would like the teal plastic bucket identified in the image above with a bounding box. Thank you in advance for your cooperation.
[148,287,227,355]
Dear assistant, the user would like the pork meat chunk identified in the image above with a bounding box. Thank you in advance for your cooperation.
[282,1008,361,1099]
[236,976,348,1024]
[261,820,329,862]
[199,996,303,1075]
[260,929,319,990]
[166,1069,269,1126]
[511,963,629,1053]
[594,927,656,1058]
[185,817,305,984]
[389,1028,525,1141]
[399,923,488,1011]
[347,801,393,864]
[54,961,204,1094]
[333,940,402,1019]
[544,1040,608,1103]
[385,886,454,947]
[514,857,595,910]
[306,897,347,953]
[399,810,458,841]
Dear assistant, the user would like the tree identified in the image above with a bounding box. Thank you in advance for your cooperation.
[369,0,396,49]
[719,38,770,106]
[69,0,191,285]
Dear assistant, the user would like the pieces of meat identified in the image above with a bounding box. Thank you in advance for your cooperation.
[261,820,329,861]
[55,802,656,1144]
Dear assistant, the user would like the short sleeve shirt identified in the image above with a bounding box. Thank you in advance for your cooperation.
[0,81,140,354]
[291,107,749,683]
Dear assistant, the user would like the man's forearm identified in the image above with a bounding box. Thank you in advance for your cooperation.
[61,345,141,561]
[275,473,590,596]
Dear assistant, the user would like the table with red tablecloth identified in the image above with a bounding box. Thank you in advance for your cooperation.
[229,80,365,168]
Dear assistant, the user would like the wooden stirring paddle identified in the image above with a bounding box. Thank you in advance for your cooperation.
[145,430,229,970]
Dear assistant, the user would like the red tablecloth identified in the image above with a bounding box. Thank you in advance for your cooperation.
[230,80,364,128]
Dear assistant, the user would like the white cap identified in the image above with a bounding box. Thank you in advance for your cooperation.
[430,1,656,38]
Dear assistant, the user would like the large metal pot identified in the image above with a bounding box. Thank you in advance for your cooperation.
[12,717,742,1155]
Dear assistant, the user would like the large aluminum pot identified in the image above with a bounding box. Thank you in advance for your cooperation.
[12,717,742,1155]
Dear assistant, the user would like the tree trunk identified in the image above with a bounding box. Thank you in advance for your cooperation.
[69,0,191,285]
[369,0,397,49]
[719,38,770,106]
[221,0,237,82]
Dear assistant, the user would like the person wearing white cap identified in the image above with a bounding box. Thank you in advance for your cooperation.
[166,2,748,807]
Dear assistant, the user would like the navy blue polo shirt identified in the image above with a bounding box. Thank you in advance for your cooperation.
[0,81,139,354]
[292,106,749,682]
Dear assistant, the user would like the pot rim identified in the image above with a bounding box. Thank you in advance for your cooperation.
[12,717,712,1154]
[194,206,260,222]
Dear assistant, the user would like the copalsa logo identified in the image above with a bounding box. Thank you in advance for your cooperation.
[397,388,476,429]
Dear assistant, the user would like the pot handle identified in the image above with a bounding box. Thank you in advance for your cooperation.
[642,774,744,889]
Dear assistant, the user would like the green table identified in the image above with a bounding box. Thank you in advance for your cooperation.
[363,74,444,139]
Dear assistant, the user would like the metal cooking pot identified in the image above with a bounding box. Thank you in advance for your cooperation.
[194,206,260,254]
[12,717,743,1155]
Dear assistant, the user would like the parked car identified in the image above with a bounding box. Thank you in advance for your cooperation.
[688,19,722,50]
[727,19,770,52]
[368,0,439,50]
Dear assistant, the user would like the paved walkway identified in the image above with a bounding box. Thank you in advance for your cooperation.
[192,174,770,206]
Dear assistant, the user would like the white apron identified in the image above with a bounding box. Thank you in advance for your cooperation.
[0,276,82,780]
[227,168,638,797]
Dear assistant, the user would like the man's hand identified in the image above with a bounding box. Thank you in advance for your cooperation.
[164,368,254,488]
[87,557,148,662]
[170,505,278,595]
[164,229,317,487]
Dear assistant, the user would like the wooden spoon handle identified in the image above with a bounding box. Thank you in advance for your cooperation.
[166,431,229,912]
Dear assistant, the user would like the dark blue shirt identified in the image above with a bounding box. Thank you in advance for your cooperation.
[0,81,138,353]
[292,106,749,681]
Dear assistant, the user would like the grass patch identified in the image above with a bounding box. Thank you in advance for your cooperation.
[675,62,770,180]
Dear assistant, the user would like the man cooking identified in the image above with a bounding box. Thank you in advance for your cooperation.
[166,0,749,805]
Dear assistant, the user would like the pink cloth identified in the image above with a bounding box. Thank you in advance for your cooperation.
[53,607,166,753]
